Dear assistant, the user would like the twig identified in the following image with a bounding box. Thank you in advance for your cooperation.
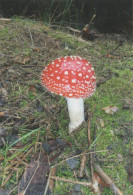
[49,167,57,192]
[28,26,34,47]
[0,18,11,22]
[87,112,92,147]
[44,169,51,195]
[94,163,124,195]
[50,176,92,187]
[65,26,81,34]
[81,14,96,36]
[51,150,107,167]
[35,129,40,152]
[87,110,101,194]
[78,155,87,178]
[87,112,94,180]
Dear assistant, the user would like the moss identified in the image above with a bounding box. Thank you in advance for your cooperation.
[0,19,132,194]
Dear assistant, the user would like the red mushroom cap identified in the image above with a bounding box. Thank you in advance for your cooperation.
[41,56,96,98]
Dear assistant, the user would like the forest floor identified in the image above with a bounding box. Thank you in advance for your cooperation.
[0,18,133,195]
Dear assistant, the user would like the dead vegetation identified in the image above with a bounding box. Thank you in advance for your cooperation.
[0,18,133,194]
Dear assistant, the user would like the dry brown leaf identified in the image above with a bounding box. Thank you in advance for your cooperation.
[28,85,36,92]
[14,56,30,64]
[32,47,40,52]
[14,56,22,63]
[98,119,105,128]
[102,106,118,115]
[0,112,5,117]
[94,172,109,187]
[20,57,31,64]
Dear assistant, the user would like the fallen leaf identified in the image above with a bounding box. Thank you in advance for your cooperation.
[28,85,36,92]
[32,47,40,52]
[97,119,105,128]
[18,151,51,195]
[20,57,31,64]
[0,88,8,100]
[0,112,5,117]
[122,97,133,109]
[102,106,118,115]
[94,172,109,187]
[117,154,123,162]
[14,56,22,63]
[14,56,30,64]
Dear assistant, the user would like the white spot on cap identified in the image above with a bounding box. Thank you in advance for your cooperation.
[86,75,89,78]
[70,56,73,60]
[86,63,89,66]
[57,76,60,80]
[55,70,58,73]
[88,70,91,72]
[72,79,76,83]
[92,75,96,79]
[69,93,73,96]
[64,71,68,75]
[64,64,67,67]
[52,62,55,64]
[78,73,82,77]
[91,67,94,71]
[56,64,59,67]
[41,73,45,77]
[78,57,82,60]
[71,71,75,75]
[83,67,86,70]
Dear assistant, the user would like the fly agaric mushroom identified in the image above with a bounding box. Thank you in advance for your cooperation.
[41,56,96,133]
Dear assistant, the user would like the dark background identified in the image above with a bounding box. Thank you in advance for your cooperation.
[0,0,132,36]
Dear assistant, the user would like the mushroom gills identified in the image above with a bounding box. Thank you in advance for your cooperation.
[66,97,85,133]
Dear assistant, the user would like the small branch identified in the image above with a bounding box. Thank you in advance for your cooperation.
[78,155,87,178]
[0,18,12,22]
[50,176,92,187]
[44,169,51,195]
[49,167,57,192]
[87,109,101,194]
[87,112,92,147]
[28,26,34,47]
[52,150,107,167]
[35,129,40,152]
[94,163,124,195]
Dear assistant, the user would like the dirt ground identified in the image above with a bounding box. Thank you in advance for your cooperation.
[0,19,133,195]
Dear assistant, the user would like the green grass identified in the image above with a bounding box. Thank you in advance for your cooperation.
[0,18,132,194]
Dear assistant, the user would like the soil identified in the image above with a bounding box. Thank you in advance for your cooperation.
[0,19,133,194]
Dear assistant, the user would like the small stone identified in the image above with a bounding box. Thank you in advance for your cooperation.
[67,158,79,170]
[42,142,51,154]
[74,184,81,192]
[37,107,44,112]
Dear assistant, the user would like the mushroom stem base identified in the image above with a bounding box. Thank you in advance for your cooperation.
[66,97,85,133]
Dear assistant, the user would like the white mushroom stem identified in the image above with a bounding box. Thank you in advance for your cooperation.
[66,97,85,133]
